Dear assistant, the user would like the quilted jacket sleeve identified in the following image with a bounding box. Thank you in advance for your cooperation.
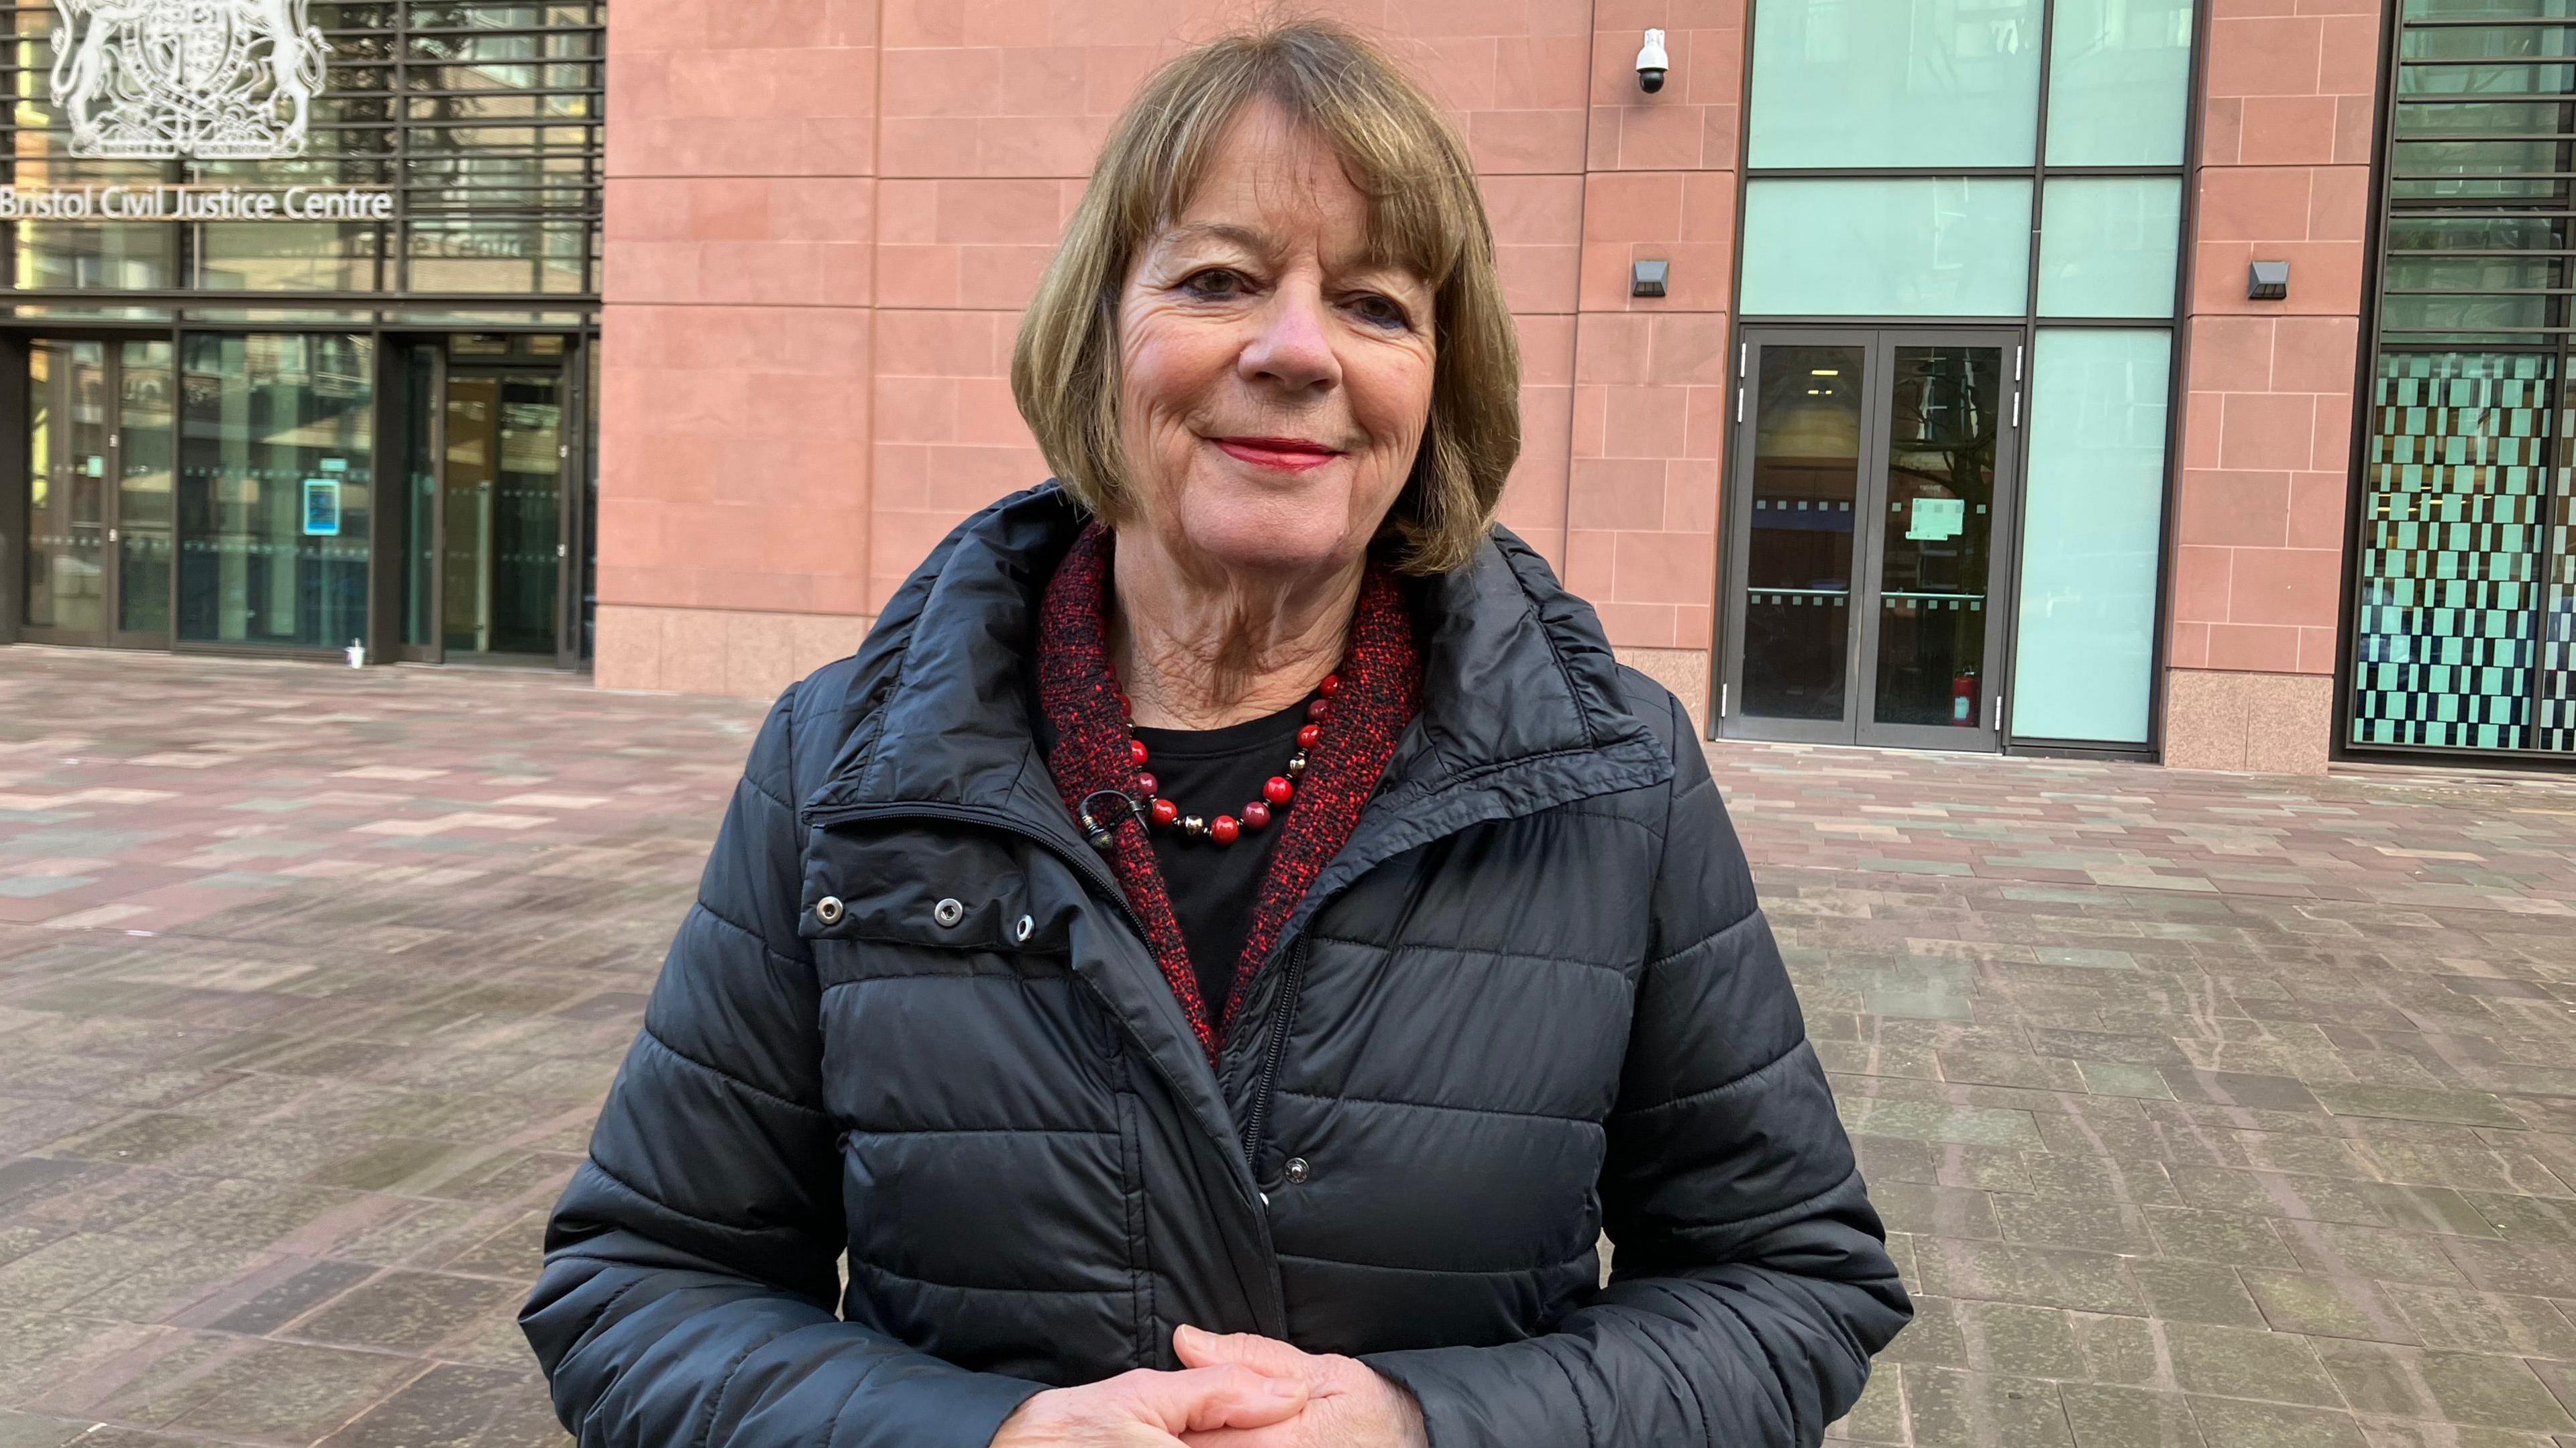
[1368,692,1912,1448]
[520,685,1044,1448]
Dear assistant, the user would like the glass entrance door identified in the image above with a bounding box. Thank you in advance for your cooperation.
[1723,329,2022,749]
[443,370,564,657]
[21,337,176,647]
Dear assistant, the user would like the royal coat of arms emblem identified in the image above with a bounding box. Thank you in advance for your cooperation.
[50,0,330,160]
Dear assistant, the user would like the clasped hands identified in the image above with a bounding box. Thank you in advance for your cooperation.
[991,1324,1429,1448]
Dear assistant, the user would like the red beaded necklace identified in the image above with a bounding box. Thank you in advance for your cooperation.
[1078,673,1340,849]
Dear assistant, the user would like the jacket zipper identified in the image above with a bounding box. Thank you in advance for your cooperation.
[1236,932,1309,1182]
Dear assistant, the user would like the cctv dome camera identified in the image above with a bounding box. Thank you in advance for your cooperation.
[1636,29,1669,94]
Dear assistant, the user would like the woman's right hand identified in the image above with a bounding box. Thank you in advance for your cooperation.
[992,1366,1308,1446]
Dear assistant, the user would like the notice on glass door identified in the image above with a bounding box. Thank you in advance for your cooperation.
[302,478,342,537]
[1908,496,1966,541]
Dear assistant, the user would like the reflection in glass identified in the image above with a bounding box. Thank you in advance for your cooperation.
[1743,345,1865,722]
[407,220,590,294]
[404,347,439,649]
[177,334,376,649]
[2381,215,2563,337]
[23,342,109,634]
[1740,178,2033,317]
[2045,0,2194,165]
[119,343,177,635]
[2037,178,2182,319]
[2401,0,2576,17]
[443,370,564,656]
[1748,0,2042,168]
[15,225,179,292]
[2397,99,2566,137]
[2014,330,2169,744]
[2392,28,2576,201]
[1874,347,2002,729]
[196,223,382,292]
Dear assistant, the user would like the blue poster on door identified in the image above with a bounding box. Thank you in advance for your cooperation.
[302,478,342,536]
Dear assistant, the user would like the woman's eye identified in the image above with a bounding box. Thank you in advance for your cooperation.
[1181,268,1248,299]
[1349,294,1411,329]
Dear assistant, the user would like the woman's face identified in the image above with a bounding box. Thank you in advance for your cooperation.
[1114,101,1438,583]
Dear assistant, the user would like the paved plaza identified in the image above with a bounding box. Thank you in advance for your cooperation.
[0,646,2570,1448]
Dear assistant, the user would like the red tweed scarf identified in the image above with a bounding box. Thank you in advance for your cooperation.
[1037,523,1420,1066]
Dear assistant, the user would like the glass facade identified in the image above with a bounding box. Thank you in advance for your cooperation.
[1734,0,2192,749]
[2354,1,2576,758]
[1746,0,2043,168]
[4,3,602,661]
[2036,177,2182,319]
[2015,329,2170,743]
[1739,178,2035,317]
[2043,0,2196,166]
[176,333,374,649]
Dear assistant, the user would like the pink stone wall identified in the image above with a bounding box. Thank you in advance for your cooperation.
[2165,0,2381,773]
[596,0,882,695]
[596,0,1742,708]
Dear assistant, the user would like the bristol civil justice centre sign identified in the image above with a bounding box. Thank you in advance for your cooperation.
[8,0,394,219]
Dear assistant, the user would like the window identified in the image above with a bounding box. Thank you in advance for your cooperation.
[1746,0,2044,168]
[2015,330,2170,742]
[2354,1,2576,757]
[176,334,376,649]
[1736,0,2193,748]
[0,1,605,304]
[1739,178,2035,317]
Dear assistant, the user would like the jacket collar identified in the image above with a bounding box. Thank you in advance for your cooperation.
[802,484,1671,860]
[802,484,1668,848]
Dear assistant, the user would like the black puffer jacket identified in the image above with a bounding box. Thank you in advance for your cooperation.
[523,486,1909,1448]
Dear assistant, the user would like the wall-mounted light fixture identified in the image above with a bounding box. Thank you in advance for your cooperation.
[2247,260,2290,300]
[1631,259,1670,298]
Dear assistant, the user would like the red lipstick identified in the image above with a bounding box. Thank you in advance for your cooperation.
[1213,436,1344,472]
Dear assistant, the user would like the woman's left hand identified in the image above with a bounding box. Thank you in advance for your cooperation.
[1170,1325,1428,1447]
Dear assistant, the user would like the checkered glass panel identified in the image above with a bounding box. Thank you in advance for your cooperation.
[2351,352,2555,753]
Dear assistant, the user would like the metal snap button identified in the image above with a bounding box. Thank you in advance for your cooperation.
[814,896,844,926]
[933,897,965,928]
[1283,1156,1310,1185]
[1014,914,1034,944]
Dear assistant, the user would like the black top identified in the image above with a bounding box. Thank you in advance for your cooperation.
[1130,696,1308,1019]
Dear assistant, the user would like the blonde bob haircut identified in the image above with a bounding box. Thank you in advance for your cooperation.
[1010,19,1520,576]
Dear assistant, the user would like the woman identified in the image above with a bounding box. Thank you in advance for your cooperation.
[524,21,1908,1448]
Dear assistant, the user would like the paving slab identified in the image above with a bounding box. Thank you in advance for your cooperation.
[3,646,2573,1447]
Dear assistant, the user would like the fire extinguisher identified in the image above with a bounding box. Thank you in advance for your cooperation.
[1951,669,1978,726]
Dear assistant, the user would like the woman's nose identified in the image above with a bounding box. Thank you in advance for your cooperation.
[1240,287,1339,393]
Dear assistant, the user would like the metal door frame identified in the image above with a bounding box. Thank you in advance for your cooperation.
[1720,327,1885,744]
[1720,325,2025,753]
[1854,327,2024,752]
[421,345,579,665]
[555,334,588,670]
[13,334,175,652]
[390,338,450,664]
